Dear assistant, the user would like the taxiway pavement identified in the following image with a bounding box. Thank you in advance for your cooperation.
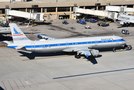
[0,20,134,90]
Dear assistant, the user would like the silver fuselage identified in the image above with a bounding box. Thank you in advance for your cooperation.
[8,36,126,53]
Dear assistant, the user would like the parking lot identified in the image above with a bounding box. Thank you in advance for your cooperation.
[0,20,134,90]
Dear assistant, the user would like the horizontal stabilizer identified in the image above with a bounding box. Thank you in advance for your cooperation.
[3,41,13,44]
[0,24,28,32]
[15,45,24,50]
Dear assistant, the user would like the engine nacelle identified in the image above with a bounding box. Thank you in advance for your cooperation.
[38,34,49,40]
[120,21,125,25]
[37,34,56,40]
[90,49,99,56]
[38,34,43,39]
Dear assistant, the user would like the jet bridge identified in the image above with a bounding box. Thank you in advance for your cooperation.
[74,6,134,26]
[73,7,118,19]
[5,9,45,21]
[106,6,134,13]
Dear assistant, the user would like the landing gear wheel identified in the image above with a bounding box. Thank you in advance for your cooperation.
[75,54,81,59]
[113,47,115,52]
[121,30,125,34]
[127,45,132,50]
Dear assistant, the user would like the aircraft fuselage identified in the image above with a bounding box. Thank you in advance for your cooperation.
[8,36,126,53]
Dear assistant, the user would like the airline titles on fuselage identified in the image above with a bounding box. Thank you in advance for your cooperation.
[101,38,113,40]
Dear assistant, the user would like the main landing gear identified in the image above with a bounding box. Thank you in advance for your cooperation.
[75,53,89,59]
[75,53,81,59]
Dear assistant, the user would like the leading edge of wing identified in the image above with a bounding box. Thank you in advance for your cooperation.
[63,47,91,58]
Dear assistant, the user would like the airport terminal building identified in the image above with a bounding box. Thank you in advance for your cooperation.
[0,0,134,20]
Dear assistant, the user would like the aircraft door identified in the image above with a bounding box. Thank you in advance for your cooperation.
[66,42,69,48]
[31,43,35,51]
[95,40,98,46]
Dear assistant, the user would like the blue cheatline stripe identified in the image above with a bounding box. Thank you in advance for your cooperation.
[8,46,17,48]
[24,39,125,49]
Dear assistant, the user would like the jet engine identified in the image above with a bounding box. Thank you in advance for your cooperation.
[38,34,43,39]
[90,49,99,56]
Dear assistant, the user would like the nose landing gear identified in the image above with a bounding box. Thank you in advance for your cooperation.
[113,45,132,52]
[124,45,132,50]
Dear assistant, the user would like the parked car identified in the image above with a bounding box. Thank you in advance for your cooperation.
[89,19,96,23]
[62,20,68,24]
[77,19,86,24]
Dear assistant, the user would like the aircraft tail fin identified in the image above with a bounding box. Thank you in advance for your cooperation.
[9,23,30,43]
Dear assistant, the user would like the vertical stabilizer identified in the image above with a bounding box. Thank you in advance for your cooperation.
[9,23,30,43]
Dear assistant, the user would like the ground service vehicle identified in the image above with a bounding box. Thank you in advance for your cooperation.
[62,20,68,24]
[121,29,129,35]
[97,21,109,27]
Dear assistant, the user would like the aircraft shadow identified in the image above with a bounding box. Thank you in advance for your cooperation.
[35,22,52,25]
[117,25,134,28]
[117,26,123,28]
[86,55,102,65]
[18,51,74,60]
[18,51,102,64]
[98,47,124,52]
[17,48,123,63]
[0,86,4,90]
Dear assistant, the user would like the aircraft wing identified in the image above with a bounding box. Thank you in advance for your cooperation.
[63,47,99,58]
[0,25,29,33]
[63,47,91,58]
[38,34,57,40]
[3,41,24,50]
[78,49,91,58]
[119,21,126,25]
[0,27,10,30]
[0,29,10,33]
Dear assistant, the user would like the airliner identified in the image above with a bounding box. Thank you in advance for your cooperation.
[4,23,131,59]
[0,23,29,33]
